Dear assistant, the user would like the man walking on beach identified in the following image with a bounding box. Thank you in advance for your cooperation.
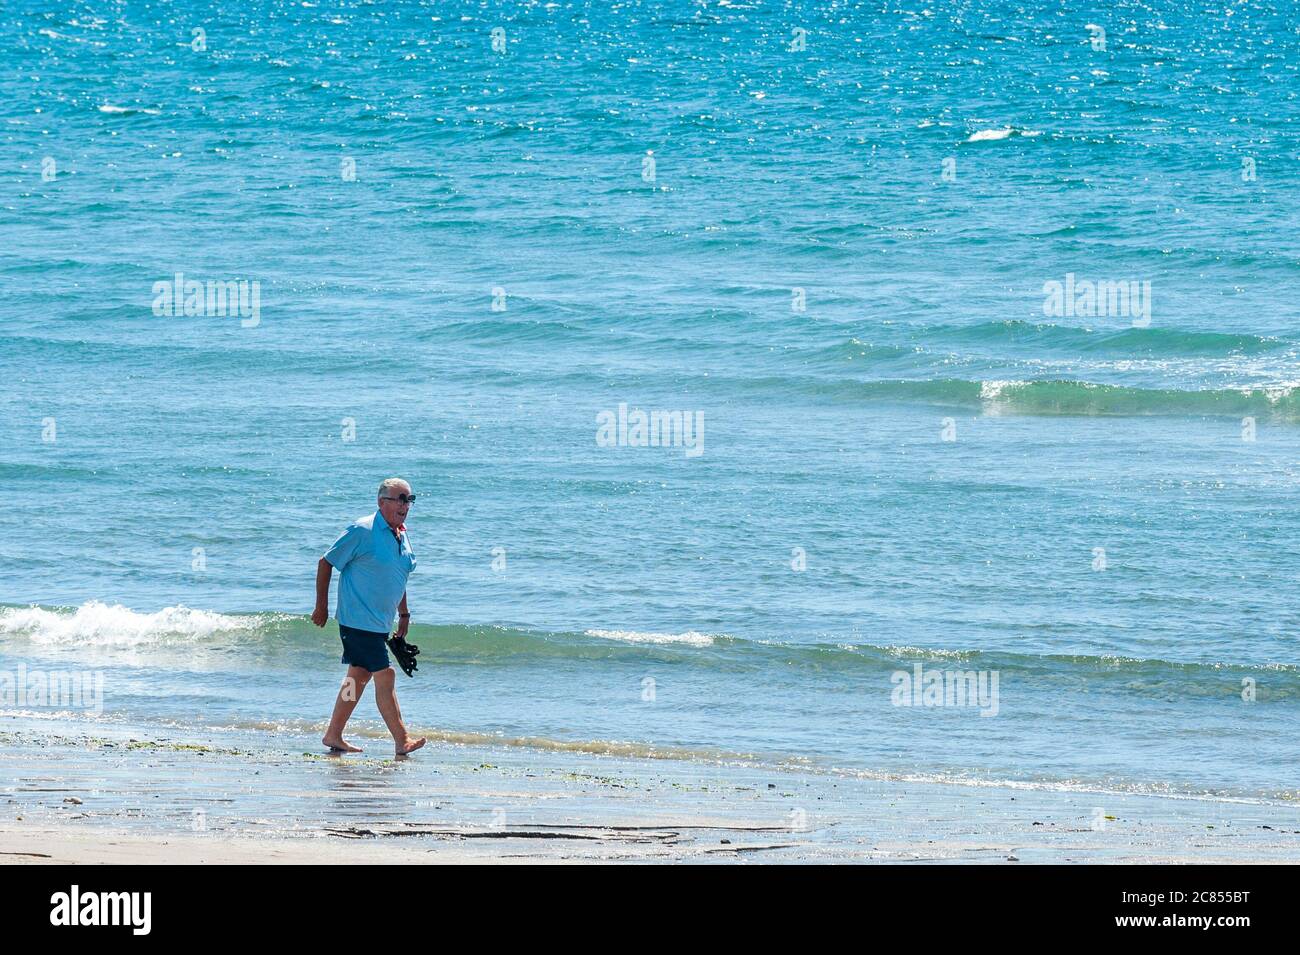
[312,478,427,756]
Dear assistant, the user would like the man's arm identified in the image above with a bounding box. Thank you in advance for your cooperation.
[312,558,333,627]
[395,591,409,638]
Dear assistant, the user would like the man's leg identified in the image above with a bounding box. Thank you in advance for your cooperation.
[372,667,426,755]
[323,665,372,752]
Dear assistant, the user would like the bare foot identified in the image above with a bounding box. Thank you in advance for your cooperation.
[395,736,426,756]
[323,735,363,753]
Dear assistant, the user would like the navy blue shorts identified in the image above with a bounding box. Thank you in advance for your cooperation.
[339,624,392,673]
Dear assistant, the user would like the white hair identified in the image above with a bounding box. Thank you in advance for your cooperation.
[377,477,410,499]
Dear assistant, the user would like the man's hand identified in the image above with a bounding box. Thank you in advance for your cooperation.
[395,614,409,638]
[311,604,328,628]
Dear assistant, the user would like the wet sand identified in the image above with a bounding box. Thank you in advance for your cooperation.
[3,719,1298,864]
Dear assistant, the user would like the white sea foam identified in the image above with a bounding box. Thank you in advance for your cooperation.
[966,127,1038,142]
[0,601,252,647]
[98,104,161,115]
[0,708,120,723]
[585,628,716,647]
[39,28,106,46]
[979,379,1025,399]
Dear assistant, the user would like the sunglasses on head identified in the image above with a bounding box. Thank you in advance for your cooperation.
[381,494,417,505]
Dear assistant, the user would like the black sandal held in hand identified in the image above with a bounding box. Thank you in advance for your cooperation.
[387,635,420,677]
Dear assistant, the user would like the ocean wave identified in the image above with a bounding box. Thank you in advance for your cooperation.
[921,320,1290,357]
[0,601,262,648]
[966,378,1300,416]
[38,28,106,46]
[964,126,1039,143]
[97,104,162,116]
[728,375,1300,417]
[3,603,1294,695]
[585,628,716,646]
[804,338,920,365]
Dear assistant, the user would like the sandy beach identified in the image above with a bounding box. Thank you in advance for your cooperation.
[3,718,1297,865]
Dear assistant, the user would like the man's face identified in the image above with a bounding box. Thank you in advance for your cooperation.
[378,484,412,527]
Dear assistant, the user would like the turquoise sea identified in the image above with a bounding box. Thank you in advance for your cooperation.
[2,0,1298,801]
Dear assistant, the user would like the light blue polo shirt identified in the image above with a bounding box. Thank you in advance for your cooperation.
[323,511,417,633]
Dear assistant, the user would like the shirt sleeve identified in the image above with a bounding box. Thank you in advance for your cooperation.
[323,524,365,571]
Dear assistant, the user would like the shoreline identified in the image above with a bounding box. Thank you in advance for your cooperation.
[3,719,1299,864]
